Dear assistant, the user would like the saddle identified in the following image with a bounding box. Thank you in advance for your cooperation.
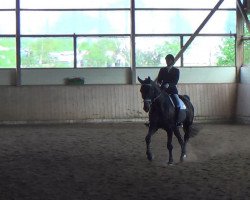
[169,95,186,110]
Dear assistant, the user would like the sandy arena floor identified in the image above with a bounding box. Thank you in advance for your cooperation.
[0,123,249,200]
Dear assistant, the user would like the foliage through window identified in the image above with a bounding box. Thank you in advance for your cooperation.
[77,37,130,67]
[0,38,16,68]
[21,38,73,68]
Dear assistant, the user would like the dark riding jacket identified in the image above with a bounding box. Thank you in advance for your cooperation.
[157,66,179,94]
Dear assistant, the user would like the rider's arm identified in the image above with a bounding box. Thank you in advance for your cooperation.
[170,68,179,86]
[155,68,163,85]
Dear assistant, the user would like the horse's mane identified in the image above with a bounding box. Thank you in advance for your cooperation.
[143,77,161,94]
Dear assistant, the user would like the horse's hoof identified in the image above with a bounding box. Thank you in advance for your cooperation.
[168,159,174,165]
[168,161,174,165]
[180,154,187,162]
[146,153,154,161]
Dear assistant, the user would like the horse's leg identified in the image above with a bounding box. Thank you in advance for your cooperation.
[173,126,186,162]
[145,126,158,161]
[182,123,191,158]
[166,129,174,164]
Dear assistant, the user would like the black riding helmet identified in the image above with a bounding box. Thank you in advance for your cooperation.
[165,54,174,62]
[165,54,175,66]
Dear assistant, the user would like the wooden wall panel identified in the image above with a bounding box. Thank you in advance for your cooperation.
[0,84,237,123]
[236,84,250,123]
[178,84,236,121]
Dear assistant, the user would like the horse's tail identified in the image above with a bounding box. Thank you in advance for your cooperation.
[183,122,201,138]
[180,94,200,138]
[188,124,200,138]
[182,95,190,101]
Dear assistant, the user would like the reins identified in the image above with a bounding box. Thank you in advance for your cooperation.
[142,82,162,107]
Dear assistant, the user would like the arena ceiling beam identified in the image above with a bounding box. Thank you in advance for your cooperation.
[237,0,250,33]
[174,0,224,64]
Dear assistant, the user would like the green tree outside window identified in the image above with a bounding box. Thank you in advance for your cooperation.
[0,38,16,68]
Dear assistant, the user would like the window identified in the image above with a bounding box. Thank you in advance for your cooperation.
[21,37,73,68]
[135,0,236,67]
[21,11,130,35]
[0,38,16,68]
[20,0,129,9]
[77,37,130,67]
[244,40,250,65]
[0,0,237,68]
[243,17,250,66]
[135,0,235,9]
[184,36,235,66]
[0,0,15,9]
[17,0,130,68]
[135,37,180,67]
[0,0,16,68]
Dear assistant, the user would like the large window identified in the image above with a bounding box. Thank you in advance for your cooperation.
[136,11,235,34]
[0,0,237,68]
[0,37,16,68]
[77,37,130,68]
[184,36,235,66]
[136,37,181,67]
[243,15,250,66]
[18,0,130,68]
[135,0,235,9]
[20,0,130,9]
[21,37,73,68]
[21,11,130,35]
[135,0,236,67]
[0,0,16,68]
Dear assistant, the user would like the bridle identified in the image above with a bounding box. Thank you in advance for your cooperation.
[141,83,162,110]
[143,93,161,104]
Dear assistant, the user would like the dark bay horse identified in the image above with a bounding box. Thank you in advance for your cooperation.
[138,76,197,164]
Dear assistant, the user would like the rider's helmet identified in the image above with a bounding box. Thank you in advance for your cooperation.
[165,54,175,65]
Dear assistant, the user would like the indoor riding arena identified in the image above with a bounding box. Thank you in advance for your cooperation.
[1,0,250,200]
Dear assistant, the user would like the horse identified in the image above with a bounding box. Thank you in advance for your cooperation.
[138,76,198,164]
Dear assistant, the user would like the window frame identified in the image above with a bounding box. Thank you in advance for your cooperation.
[0,0,238,84]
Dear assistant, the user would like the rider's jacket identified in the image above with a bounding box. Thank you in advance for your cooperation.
[157,66,179,94]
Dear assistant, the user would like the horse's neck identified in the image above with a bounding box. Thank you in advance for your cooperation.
[150,93,174,122]
[152,88,161,101]
[151,82,161,97]
[158,92,174,110]
[151,82,173,109]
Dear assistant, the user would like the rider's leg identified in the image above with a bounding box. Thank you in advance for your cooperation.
[171,94,181,126]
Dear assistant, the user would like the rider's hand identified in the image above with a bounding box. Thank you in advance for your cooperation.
[164,83,169,89]
[160,83,169,90]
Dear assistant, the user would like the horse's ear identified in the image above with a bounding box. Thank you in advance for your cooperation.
[137,76,144,84]
[148,76,151,81]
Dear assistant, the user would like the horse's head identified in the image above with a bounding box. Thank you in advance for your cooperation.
[138,76,158,113]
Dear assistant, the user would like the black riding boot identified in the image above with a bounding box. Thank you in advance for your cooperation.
[175,107,181,126]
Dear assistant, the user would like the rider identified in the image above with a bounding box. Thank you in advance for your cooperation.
[156,54,181,126]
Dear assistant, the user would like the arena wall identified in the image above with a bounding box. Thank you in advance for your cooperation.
[236,67,250,123]
[0,67,243,124]
[0,83,236,124]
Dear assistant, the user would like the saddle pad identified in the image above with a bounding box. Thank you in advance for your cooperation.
[179,99,187,110]
[169,95,186,110]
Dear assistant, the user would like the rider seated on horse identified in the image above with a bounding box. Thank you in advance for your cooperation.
[156,54,181,126]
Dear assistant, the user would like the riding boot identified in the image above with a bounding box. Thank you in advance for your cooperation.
[175,107,181,126]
